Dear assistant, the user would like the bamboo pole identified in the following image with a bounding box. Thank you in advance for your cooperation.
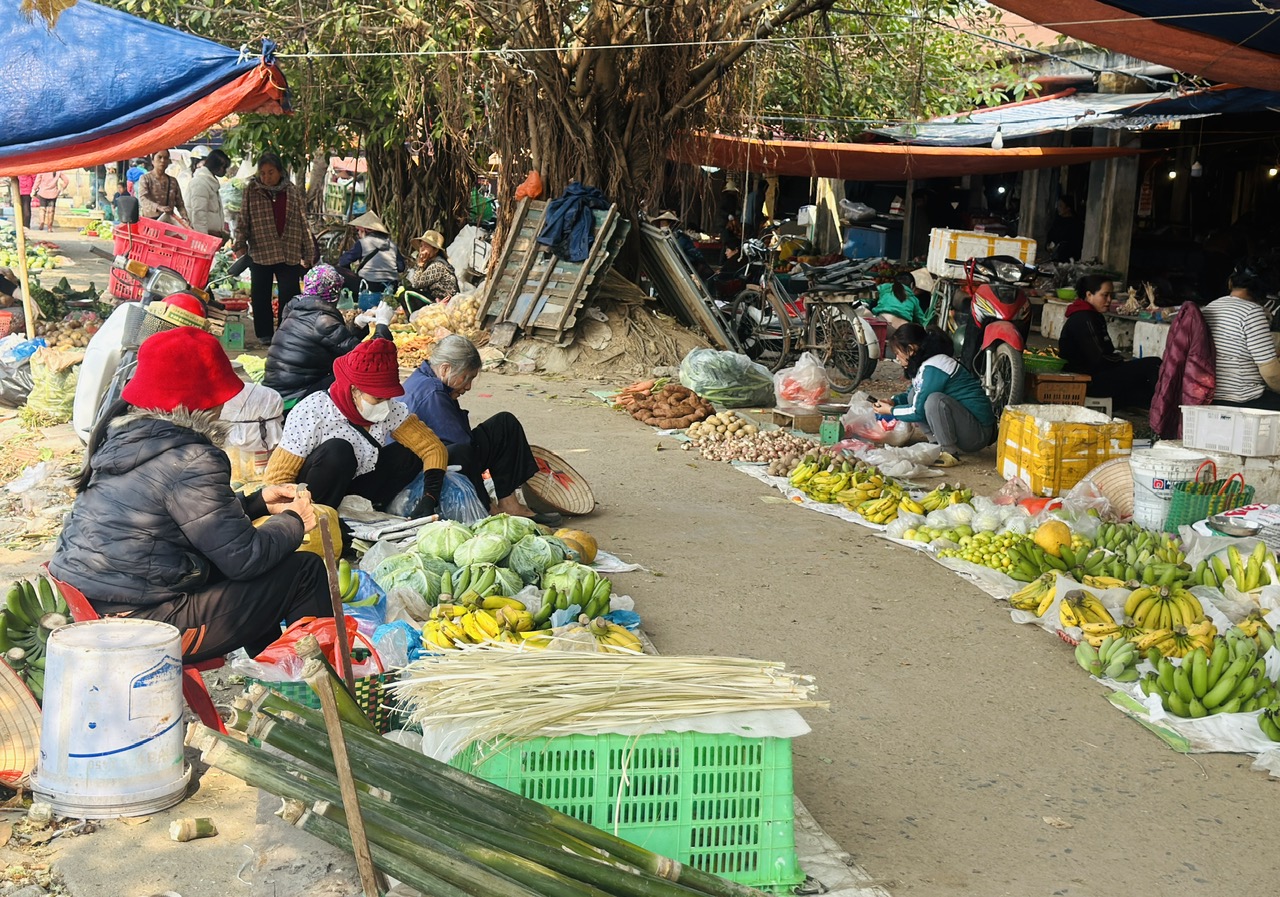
[7,178,37,338]
[308,667,385,897]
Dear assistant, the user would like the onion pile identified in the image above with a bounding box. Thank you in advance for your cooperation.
[684,422,815,464]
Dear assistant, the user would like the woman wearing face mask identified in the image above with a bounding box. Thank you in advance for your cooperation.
[871,323,996,461]
[264,337,448,518]
[49,327,329,663]
[401,334,557,524]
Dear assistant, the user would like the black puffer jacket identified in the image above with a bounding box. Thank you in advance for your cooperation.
[263,297,364,403]
[50,408,304,607]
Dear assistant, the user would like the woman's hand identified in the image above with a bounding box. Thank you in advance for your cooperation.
[282,492,318,533]
[261,483,297,515]
[872,400,894,415]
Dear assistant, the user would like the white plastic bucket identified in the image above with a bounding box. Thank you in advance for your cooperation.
[31,619,191,818]
[1130,444,1212,531]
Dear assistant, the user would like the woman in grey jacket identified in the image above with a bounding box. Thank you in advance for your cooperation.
[50,327,330,663]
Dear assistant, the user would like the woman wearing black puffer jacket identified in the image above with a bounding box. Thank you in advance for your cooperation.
[50,327,331,663]
[264,263,392,405]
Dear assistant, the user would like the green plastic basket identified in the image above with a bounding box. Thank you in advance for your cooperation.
[1023,351,1069,373]
[451,731,803,892]
[246,673,397,734]
[1164,461,1255,533]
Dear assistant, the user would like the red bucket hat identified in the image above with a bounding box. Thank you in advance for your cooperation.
[122,326,243,412]
[333,338,404,399]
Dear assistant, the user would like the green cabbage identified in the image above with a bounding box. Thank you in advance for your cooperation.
[540,561,598,594]
[416,555,458,580]
[416,520,475,563]
[493,566,524,597]
[508,534,569,584]
[372,553,422,592]
[473,513,542,543]
[453,532,512,567]
[544,535,578,563]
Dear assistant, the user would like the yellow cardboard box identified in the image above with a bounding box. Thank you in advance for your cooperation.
[997,404,1133,497]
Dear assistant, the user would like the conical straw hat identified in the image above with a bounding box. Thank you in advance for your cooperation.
[0,660,41,788]
[524,446,595,516]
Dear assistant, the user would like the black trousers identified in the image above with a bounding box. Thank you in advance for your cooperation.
[19,195,31,228]
[336,267,395,297]
[249,261,304,339]
[297,438,424,511]
[1214,390,1280,411]
[93,553,331,663]
[1085,357,1162,409]
[449,412,539,508]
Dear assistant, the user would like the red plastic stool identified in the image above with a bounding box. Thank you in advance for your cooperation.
[40,564,228,734]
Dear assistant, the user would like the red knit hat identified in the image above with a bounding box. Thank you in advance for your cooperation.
[333,338,404,398]
[122,326,244,412]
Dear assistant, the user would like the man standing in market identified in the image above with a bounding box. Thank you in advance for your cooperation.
[187,150,232,240]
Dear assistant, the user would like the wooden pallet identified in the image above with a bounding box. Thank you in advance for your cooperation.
[636,223,734,350]
[478,198,627,347]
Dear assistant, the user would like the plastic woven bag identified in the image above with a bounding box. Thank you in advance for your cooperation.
[678,348,774,407]
[26,348,80,423]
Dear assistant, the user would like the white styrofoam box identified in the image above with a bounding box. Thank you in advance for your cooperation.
[1162,440,1280,505]
[1040,299,1070,339]
[926,228,1037,278]
[1105,315,1135,351]
[1133,319,1169,359]
[1182,405,1280,458]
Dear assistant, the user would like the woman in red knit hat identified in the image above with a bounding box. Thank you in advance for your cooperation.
[50,327,332,663]
[264,337,449,517]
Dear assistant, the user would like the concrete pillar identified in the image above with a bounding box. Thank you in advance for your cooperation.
[1018,135,1059,250]
[1082,129,1140,281]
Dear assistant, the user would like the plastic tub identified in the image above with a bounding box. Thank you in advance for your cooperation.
[31,619,191,818]
[1130,444,1214,531]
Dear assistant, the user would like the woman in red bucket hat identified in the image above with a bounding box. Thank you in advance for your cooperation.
[49,327,332,663]
[264,337,449,517]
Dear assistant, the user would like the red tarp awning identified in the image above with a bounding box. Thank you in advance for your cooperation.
[671,132,1144,180]
[987,1,1280,92]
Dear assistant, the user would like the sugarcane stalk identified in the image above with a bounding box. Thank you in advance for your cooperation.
[299,809,474,897]
[192,726,584,897]
[252,695,770,897]
[255,714,707,897]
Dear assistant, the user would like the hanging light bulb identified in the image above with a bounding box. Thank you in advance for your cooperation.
[1270,166,1278,178]
[990,125,1004,150]
[1167,169,1178,180]
[1191,161,1203,178]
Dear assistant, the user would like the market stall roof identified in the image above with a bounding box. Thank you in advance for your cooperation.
[0,1,287,176]
[669,132,1143,181]
[877,85,1280,146]
[987,1,1280,92]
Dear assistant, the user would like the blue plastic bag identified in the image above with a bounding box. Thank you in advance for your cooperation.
[440,469,488,525]
[8,338,46,362]
[373,621,424,665]
[344,573,387,637]
[386,471,425,517]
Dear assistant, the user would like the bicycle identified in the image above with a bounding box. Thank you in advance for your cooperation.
[725,240,880,394]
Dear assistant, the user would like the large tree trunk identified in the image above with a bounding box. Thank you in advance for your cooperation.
[365,134,472,246]
[305,153,329,218]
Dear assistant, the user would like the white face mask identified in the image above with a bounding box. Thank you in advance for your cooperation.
[356,395,392,422]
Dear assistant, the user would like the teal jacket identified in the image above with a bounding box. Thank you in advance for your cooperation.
[890,355,995,426]
[873,282,924,325]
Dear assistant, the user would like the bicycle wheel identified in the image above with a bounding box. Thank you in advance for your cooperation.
[807,302,869,394]
[728,287,793,372]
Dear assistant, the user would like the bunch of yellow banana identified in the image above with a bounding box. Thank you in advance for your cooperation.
[856,495,902,524]
[1229,542,1273,592]
[1079,616,1146,647]
[1134,618,1217,658]
[585,616,644,653]
[1081,575,1127,590]
[834,473,887,504]
[1124,585,1204,631]
[917,485,974,511]
[1234,610,1276,652]
[1059,590,1115,629]
[1009,572,1058,616]
[422,607,504,651]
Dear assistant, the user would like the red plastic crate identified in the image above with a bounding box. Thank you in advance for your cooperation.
[109,219,223,301]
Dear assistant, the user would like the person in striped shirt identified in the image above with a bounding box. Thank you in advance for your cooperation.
[1201,265,1280,410]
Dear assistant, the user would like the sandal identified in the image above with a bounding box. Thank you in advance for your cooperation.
[936,452,961,468]
[532,510,564,527]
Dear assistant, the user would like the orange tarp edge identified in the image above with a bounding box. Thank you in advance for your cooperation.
[0,64,287,177]
[671,132,1144,180]
[987,1,1280,93]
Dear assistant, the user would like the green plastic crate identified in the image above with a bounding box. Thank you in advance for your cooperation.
[245,673,396,734]
[450,731,804,892]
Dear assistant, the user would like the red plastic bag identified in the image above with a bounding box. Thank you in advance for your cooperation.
[254,616,383,672]
[514,170,544,201]
[773,351,828,408]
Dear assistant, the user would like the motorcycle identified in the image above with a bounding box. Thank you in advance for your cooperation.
[926,254,1035,417]
[72,253,214,443]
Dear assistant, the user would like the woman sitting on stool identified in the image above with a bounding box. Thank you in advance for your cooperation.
[402,334,559,525]
[1058,274,1161,409]
[264,337,448,518]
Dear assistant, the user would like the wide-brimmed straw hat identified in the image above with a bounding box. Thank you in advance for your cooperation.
[349,210,390,234]
[651,210,680,224]
[523,446,595,516]
[0,656,42,788]
[411,229,446,252]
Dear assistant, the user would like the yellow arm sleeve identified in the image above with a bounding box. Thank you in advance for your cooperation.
[391,416,449,470]
[264,447,305,485]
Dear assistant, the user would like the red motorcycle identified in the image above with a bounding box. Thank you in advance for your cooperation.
[926,254,1035,417]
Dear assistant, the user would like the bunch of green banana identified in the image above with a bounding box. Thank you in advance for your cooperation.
[1140,634,1277,717]
[1059,590,1115,629]
[448,564,509,606]
[917,485,973,512]
[1258,705,1280,741]
[1005,539,1111,583]
[532,578,613,628]
[1009,572,1058,616]
[1074,635,1140,681]
[1,577,71,703]
[1192,542,1275,592]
